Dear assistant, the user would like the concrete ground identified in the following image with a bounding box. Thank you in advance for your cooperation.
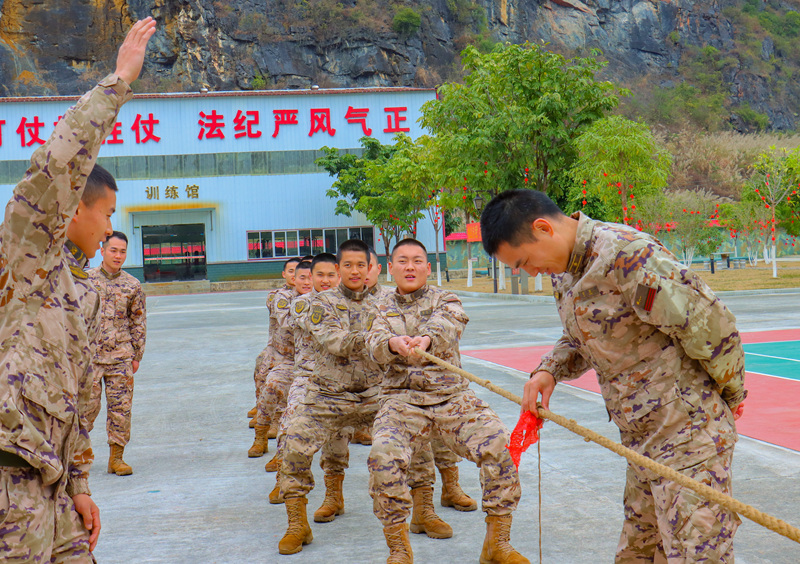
[88,289,800,563]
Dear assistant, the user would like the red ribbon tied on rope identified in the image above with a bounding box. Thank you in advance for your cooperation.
[506,410,544,468]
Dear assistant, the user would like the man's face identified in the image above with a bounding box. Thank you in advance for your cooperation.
[294,268,313,295]
[365,255,382,288]
[282,263,298,287]
[312,262,339,292]
[336,250,369,292]
[69,187,116,259]
[493,219,570,278]
[101,236,128,273]
[389,244,430,295]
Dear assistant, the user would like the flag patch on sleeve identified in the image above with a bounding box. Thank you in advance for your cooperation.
[634,283,657,312]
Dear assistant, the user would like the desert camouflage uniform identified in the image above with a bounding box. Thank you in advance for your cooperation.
[536,212,745,563]
[86,266,146,447]
[281,283,435,499]
[256,286,297,428]
[252,288,280,404]
[366,286,521,527]
[0,74,132,561]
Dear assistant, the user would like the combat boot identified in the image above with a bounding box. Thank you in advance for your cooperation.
[278,497,313,555]
[269,469,285,504]
[383,523,413,564]
[267,426,278,439]
[247,406,256,418]
[108,444,133,476]
[247,424,269,458]
[265,453,281,472]
[350,425,372,445]
[248,417,256,428]
[409,486,452,539]
[440,466,477,511]
[480,515,529,564]
[313,474,345,522]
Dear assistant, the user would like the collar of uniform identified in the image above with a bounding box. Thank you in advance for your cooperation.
[339,282,369,301]
[369,283,382,296]
[65,239,88,268]
[394,285,427,304]
[565,212,595,276]
[100,266,122,280]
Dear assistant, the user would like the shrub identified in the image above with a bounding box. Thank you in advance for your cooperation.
[392,7,421,37]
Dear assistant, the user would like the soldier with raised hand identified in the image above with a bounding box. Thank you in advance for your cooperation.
[0,17,156,560]
[480,189,746,563]
[366,238,527,564]
[86,231,147,476]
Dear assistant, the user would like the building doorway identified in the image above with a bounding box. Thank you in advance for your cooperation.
[142,224,207,282]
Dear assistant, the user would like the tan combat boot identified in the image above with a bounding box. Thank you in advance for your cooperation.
[480,514,530,564]
[247,406,256,418]
[247,425,269,458]
[248,417,256,428]
[313,474,345,522]
[269,470,285,504]
[350,425,372,445]
[278,497,313,555]
[440,466,477,511]
[383,522,413,564]
[265,453,281,473]
[409,486,452,539]
[267,426,278,439]
[108,444,133,476]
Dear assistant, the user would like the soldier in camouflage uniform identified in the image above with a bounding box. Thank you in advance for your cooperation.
[248,258,301,456]
[0,18,156,561]
[87,231,147,476]
[248,258,300,429]
[481,189,746,564]
[366,239,527,564]
[278,240,444,556]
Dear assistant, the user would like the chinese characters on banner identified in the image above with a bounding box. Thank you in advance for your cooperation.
[146,184,200,200]
[0,106,411,148]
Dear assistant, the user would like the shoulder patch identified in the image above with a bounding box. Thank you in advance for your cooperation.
[277,298,289,309]
[634,283,658,312]
[335,303,348,311]
[70,265,88,280]
[442,295,460,303]
[268,293,275,304]
[310,304,324,325]
[294,300,308,314]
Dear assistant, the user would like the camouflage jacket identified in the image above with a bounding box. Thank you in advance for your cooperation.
[270,286,297,369]
[260,288,280,372]
[88,267,147,365]
[291,290,317,377]
[367,285,470,406]
[0,74,133,496]
[537,212,745,472]
[306,283,382,400]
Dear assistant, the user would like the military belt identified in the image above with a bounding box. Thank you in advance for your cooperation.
[0,449,33,468]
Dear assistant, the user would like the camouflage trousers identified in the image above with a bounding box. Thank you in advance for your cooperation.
[86,361,133,447]
[368,390,521,527]
[252,345,272,404]
[278,374,352,476]
[256,366,293,427]
[281,389,435,499]
[616,448,740,563]
[0,467,94,563]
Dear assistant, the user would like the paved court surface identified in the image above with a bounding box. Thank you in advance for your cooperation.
[87,289,800,563]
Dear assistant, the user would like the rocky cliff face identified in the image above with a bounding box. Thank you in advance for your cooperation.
[0,0,797,131]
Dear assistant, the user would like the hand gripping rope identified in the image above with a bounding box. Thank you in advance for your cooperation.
[413,347,800,549]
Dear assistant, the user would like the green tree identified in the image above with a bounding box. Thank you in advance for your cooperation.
[719,200,773,265]
[392,8,422,37]
[570,116,672,224]
[420,42,626,204]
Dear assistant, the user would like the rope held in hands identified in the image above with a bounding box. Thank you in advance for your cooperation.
[413,347,800,546]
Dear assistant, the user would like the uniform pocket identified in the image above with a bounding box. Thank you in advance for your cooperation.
[21,372,72,423]
[617,384,693,451]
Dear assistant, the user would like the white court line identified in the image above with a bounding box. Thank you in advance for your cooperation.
[745,351,800,363]
[744,369,800,384]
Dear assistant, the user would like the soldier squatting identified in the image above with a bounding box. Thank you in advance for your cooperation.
[0,17,748,564]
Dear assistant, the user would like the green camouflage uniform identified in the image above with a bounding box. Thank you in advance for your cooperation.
[256,286,297,428]
[86,266,146,447]
[0,74,132,561]
[366,285,521,527]
[281,283,435,500]
[537,212,745,563]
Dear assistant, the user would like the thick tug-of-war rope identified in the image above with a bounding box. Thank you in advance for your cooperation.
[413,347,800,546]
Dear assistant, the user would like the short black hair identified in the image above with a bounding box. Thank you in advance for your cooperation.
[337,239,370,264]
[301,255,315,262]
[81,164,117,207]
[480,189,565,256]
[104,231,128,246]
[283,257,302,271]
[391,238,427,260]
[295,260,312,273]
[311,253,337,272]
[367,246,379,262]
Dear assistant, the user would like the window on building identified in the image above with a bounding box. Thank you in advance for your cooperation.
[246,226,375,260]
